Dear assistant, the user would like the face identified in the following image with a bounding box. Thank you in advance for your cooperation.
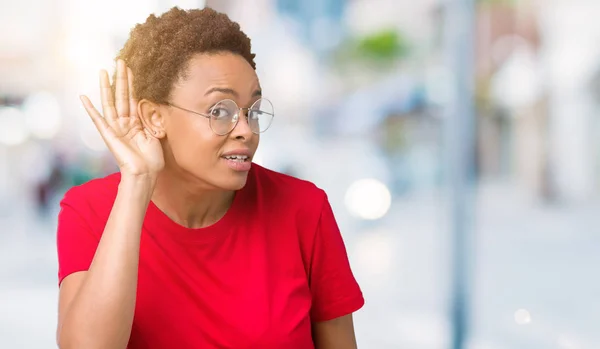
[156,52,261,191]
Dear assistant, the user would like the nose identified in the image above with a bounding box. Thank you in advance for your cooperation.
[229,108,254,140]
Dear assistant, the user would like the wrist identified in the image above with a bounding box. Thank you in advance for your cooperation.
[119,174,157,196]
[121,171,157,183]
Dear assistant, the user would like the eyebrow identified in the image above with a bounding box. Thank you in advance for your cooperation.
[204,87,262,98]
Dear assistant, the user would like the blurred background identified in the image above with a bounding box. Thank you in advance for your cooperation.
[1,0,599,348]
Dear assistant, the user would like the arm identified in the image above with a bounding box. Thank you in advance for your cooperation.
[313,314,358,349]
[57,176,154,349]
[57,61,164,348]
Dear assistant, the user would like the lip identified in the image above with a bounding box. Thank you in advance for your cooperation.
[221,148,253,159]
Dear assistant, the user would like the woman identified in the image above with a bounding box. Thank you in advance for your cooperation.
[56,7,363,349]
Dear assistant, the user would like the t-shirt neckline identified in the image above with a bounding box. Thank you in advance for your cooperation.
[145,178,250,243]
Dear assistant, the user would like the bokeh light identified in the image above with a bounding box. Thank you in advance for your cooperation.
[514,309,532,325]
[0,107,29,146]
[344,178,392,220]
[22,92,62,139]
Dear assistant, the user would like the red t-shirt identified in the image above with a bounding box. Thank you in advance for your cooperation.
[57,164,364,348]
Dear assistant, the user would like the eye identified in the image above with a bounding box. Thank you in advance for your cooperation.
[210,106,231,119]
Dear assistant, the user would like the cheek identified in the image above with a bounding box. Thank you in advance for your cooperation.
[167,120,223,167]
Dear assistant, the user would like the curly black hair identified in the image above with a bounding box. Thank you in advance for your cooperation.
[113,7,256,104]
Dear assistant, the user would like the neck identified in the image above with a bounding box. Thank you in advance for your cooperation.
[151,168,235,229]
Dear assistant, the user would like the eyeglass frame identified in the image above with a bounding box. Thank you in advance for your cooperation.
[166,98,275,136]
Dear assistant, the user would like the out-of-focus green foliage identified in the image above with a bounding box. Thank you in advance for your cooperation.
[330,28,410,73]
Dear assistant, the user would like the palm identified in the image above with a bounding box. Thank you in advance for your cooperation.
[80,61,164,176]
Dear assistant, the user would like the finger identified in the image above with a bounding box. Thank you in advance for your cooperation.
[115,60,129,118]
[100,70,117,120]
[80,95,113,140]
[127,67,138,118]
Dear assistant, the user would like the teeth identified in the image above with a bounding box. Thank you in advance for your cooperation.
[224,155,248,161]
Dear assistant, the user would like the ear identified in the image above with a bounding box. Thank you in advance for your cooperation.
[138,99,166,138]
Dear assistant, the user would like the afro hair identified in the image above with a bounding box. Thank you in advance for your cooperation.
[114,7,256,104]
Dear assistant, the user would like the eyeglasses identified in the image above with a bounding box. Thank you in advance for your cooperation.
[167,98,274,136]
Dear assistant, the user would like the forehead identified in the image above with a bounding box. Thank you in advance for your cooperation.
[173,52,259,98]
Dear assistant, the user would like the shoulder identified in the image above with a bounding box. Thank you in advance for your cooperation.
[248,163,327,207]
[246,164,331,233]
[60,172,121,215]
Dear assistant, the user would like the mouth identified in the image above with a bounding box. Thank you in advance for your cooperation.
[221,154,250,162]
[220,153,253,172]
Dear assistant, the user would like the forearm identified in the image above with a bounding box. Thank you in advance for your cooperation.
[313,315,358,349]
[58,176,155,349]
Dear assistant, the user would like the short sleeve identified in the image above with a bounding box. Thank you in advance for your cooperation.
[56,187,100,286]
[309,193,364,322]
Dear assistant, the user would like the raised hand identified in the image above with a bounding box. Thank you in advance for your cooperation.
[80,60,165,179]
